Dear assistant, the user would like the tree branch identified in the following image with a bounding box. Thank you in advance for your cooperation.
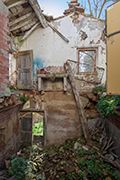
[87,0,93,16]
[98,0,106,18]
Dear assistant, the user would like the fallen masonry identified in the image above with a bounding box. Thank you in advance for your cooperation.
[1,118,120,180]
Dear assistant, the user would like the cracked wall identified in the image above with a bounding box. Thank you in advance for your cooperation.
[19,13,106,87]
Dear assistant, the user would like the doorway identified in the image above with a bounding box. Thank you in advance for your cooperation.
[19,107,47,147]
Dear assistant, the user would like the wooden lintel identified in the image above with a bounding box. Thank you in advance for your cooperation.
[20,22,40,41]
[37,74,68,78]
[48,23,69,43]
[19,108,44,113]
[8,0,28,9]
[10,12,33,27]
[29,0,47,28]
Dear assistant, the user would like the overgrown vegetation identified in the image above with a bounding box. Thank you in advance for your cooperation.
[19,94,28,103]
[96,95,120,117]
[92,85,106,93]
[8,157,27,180]
[9,85,18,90]
[7,136,120,180]
[32,122,43,136]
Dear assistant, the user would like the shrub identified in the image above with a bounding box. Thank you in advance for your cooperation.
[96,96,116,117]
[8,157,27,180]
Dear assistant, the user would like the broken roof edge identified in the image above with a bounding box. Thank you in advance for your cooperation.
[53,12,105,22]
[28,0,48,28]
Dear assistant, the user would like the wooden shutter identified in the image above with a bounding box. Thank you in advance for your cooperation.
[17,50,33,89]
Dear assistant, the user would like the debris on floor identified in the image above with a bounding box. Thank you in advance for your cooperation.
[2,118,120,180]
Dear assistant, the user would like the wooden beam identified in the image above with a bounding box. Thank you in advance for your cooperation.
[10,14,36,32]
[9,7,32,20]
[19,108,44,113]
[29,0,47,28]
[20,22,40,41]
[48,23,69,43]
[10,12,33,27]
[8,0,28,9]
[2,0,10,3]
[64,61,90,141]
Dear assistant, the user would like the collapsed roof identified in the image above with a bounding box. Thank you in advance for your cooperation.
[1,0,48,36]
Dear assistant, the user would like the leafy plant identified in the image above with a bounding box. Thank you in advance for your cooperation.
[8,157,27,180]
[19,94,27,103]
[96,96,116,117]
[78,172,84,180]
[32,122,43,136]
[76,149,86,157]
[9,85,17,90]
[92,85,106,93]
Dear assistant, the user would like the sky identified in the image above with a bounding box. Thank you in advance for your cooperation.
[38,0,114,19]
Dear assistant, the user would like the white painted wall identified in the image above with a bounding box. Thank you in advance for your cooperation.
[20,13,106,84]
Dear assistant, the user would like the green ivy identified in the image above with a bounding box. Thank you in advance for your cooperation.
[8,157,27,180]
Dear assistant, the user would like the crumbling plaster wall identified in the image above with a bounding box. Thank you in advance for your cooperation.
[20,13,106,84]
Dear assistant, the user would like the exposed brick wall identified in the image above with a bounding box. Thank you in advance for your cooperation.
[0,0,9,91]
[0,105,21,162]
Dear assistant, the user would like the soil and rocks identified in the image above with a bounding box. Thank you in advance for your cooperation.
[1,122,120,180]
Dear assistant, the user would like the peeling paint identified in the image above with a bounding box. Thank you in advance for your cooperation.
[20,12,106,86]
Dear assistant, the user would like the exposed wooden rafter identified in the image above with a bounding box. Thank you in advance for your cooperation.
[2,0,49,36]
[20,22,40,41]
[10,13,36,32]
[29,0,47,28]
[48,23,69,43]
[8,0,28,9]
[10,12,33,27]
[9,6,32,20]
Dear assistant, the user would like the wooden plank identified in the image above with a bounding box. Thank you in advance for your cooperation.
[44,111,47,147]
[38,77,43,91]
[2,0,10,3]
[19,108,44,113]
[10,13,36,31]
[64,61,90,141]
[64,77,67,91]
[37,74,68,78]
[29,0,47,28]
[10,12,33,27]
[8,0,28,9]
[9,7,32,20]
[20,22,40,41]
[48,23,69,43]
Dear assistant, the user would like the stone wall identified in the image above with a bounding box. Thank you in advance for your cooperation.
[0,104,21,162]
[0,0,9,91]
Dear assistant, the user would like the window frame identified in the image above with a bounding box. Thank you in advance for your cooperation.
[78,49,97,74]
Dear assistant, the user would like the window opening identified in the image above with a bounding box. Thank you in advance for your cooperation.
[78,50,96,73]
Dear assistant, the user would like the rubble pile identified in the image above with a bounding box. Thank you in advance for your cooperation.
[1,119,120,180]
